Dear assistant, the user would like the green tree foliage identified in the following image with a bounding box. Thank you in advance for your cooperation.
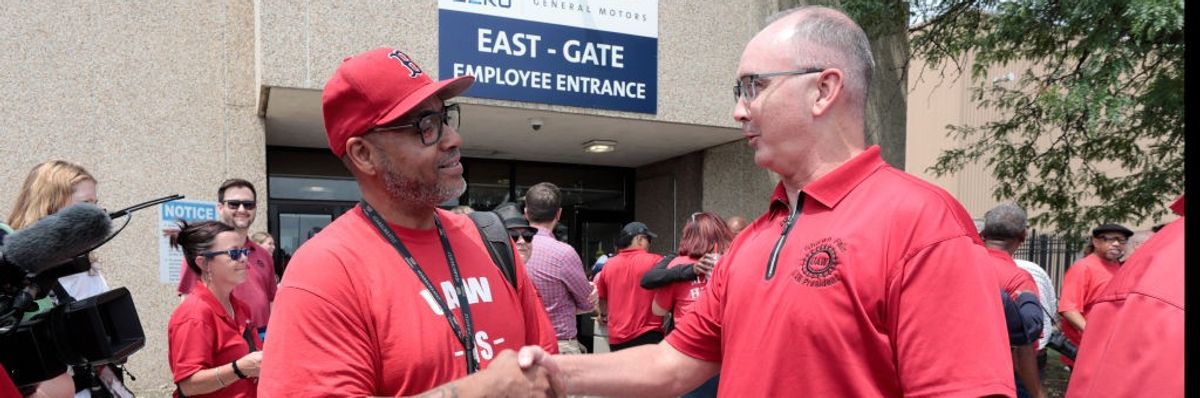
[906,0,1185,237]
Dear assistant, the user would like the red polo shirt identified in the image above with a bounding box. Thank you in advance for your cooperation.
[1057,253,1121,349]
[594,248,664,344]
[1067,196,1184,397]
[179,239,277,330]
[985,248,1039,301]
[168,282,261,398]
[666,146,1014,397]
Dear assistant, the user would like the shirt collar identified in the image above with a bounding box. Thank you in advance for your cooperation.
[191,282,239,324]
[985,247,1014,262]
[1170,195,1185,216]
[618,248,647,255]
[768,146,888,210]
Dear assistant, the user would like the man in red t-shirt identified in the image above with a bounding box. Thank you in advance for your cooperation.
[1057,222,1131,366]
[176,179,277,334]
[1066,196,1183,397]
[516,6,1014,397]
[257,47,559,397]
[980,204,1046,398]
[594,222,664,350]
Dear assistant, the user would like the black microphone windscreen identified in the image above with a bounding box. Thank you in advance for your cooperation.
[1,203,113,275]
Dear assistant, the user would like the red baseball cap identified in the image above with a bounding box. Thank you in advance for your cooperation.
[321,47,475,157]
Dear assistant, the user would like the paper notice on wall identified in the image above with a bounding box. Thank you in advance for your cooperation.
[159,200,218,283]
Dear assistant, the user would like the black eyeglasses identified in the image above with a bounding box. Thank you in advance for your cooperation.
[202,247,251,261]
[508,228,536,243]
[1098,236,1128,244]
[371,103,461,146]
[733,68,825,103]
[223,200,256,210]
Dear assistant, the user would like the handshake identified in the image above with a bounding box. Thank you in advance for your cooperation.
[465,346,566,398]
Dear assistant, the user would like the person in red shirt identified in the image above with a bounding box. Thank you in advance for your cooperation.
[651,212,734,398]
[1066,196,1183,398]
[1057,222,1132,366]
[257,47,559,398]
[167,220,263,398]
[515,6,1014,397]
[177,179,277,337]
[979,204,1046,398]
[594,222,665,350]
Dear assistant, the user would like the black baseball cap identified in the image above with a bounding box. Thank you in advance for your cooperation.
[620,222,657,240]
[1092,223,1133,238]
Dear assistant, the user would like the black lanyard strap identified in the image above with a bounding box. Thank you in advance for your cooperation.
[360,201,479,373]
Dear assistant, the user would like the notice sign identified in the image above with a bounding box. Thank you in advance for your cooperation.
[159,200,218,283]
[439,0,659,114]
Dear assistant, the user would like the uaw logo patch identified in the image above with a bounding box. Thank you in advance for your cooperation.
[791,237,846,287]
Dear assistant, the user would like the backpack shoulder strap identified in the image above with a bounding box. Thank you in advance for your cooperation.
[467,211,518,289]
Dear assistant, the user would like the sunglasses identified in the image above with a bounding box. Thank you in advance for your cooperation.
[509,228,536,243]
[202,247,251,261]
[223,200,257,210]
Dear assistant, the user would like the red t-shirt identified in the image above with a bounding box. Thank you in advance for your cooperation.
[257,206,557,397]
[594,248,664,344]
[653,256,708,322]
[985,248,1039,301]
[168,282,262,398]
[1066,196,1184,397]
[666,146,1014,397]
[1057,253,1121,346]
[179,239,277,330]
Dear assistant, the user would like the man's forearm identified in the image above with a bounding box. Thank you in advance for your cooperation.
[556,343,717,397]
[1014,344,1044,398]
[1060,310,1086,331]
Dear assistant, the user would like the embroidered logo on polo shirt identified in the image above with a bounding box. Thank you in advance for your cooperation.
[792,237,845,287]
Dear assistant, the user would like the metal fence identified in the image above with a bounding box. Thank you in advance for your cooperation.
[1012,230,1086,294]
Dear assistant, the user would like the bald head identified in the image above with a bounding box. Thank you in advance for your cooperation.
[726,215,748,235]
[762,6,875,115]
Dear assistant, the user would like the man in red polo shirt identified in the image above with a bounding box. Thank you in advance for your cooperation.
[1057,222,1132,366]
[514,6,1014,397]
[1066,196,1184,397]
[980,204,1046,398]
[594,222,665,351]
[178,178,277,336]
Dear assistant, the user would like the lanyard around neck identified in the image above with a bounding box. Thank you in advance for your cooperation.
[360,201,480,374]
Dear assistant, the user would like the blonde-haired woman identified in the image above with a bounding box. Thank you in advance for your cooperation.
[7,160,130,397]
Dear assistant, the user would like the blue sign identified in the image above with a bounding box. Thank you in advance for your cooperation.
[438,1,659,114]
[160,200,218,222]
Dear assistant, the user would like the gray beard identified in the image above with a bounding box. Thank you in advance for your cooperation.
[378,152,466,207]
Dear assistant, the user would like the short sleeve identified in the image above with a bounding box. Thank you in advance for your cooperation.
[1058,264,1088,313]
[168,317,215,383]
[258,250,379,397]
[888,237,1013,397]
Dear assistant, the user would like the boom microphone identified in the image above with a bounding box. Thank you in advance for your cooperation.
[0,203,112,275]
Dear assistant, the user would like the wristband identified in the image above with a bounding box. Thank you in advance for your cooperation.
[231,360,248,379]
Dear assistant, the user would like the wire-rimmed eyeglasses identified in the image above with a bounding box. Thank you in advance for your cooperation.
[733,68,825,103]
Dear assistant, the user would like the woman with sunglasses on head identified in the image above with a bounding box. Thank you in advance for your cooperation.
[167,220,262,398]
[650,211,734,398]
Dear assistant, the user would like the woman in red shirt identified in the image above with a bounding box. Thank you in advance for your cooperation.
[651,211,734,398]
[167,220,263,398]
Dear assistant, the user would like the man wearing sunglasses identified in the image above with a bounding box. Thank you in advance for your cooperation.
[259,47,559,398]
[518,5,1013,397]
[177,178,277,338]
[1057,222,1133,368]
